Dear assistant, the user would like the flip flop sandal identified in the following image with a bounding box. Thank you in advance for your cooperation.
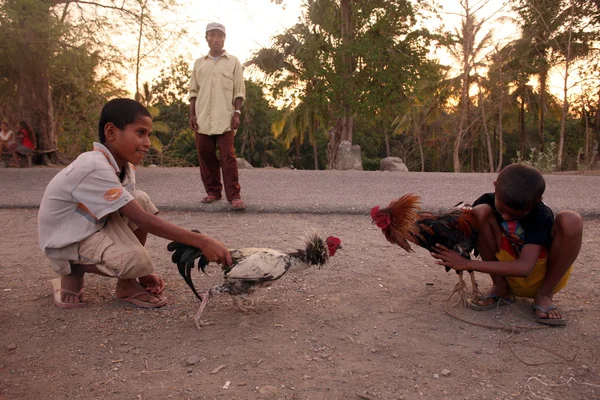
[533,303,567,326]
[50,278,87,309]
[118,291,168,309]
[469,293,516,311]
[231,198,246,210]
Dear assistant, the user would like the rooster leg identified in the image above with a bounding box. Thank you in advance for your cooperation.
[193,290,214,329]
[469,271,481,302]
[452,271,469,307]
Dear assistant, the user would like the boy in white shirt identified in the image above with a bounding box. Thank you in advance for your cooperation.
[39,98,232,309]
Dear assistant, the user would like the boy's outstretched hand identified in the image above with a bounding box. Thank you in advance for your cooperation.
[431,244,471,271]
[199,236,233,267]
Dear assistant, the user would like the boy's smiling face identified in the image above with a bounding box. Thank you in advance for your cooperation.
[104,115,152,168]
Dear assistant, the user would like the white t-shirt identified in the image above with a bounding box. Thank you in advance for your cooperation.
[0,129,14,142]
[38,142,136,272]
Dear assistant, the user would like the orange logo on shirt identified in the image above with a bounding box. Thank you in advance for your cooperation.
[103,188,123,202]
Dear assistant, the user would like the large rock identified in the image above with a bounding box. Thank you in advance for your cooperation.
[380,157,408,172]
[236,158,253,169]
[334,140,363,170]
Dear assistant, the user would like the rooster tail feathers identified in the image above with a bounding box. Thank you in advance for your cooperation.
[371,194,422,252]
[167,234,209,300]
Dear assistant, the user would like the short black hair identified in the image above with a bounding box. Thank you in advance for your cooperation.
[98,98,151,143]
[495,163,545,210]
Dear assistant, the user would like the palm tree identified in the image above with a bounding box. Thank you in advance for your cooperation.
[393,69,452,172]
[246,17,332,169]
[445,0,495,172]
[511,0,568,151]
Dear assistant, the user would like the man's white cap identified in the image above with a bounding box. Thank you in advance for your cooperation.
[206,22,226,34]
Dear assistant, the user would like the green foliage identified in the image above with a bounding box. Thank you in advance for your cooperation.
[577,141,600,172]
[265,138,292,168]
[362,157,381,171]
[512,142,557,172]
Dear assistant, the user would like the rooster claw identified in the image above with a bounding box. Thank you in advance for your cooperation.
[194,318,214,329]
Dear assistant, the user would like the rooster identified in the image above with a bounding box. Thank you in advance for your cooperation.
[371,194,480,306]
[168,231,342,328]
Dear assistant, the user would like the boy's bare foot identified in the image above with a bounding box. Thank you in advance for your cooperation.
[533,294,562,320]
[60,271,85,304]
[138,274,165,294]
[115,279,166,307]
[471,284,510,307]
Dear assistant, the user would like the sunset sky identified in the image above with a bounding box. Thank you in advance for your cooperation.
[124,0,569,99]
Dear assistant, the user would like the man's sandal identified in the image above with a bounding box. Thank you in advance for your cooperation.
[201,195,221,204]
[231,198,246,210]
[533,303,567,326]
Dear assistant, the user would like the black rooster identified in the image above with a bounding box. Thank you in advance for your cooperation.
[168,231,342,328]
[371,194,480,305]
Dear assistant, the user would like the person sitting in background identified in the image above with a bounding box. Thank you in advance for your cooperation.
[9,121,36,167]
[0,121,15,160]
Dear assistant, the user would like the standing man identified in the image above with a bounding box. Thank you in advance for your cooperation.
[189,22,246,210]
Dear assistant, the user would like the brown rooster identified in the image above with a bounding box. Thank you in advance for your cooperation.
[371,194,481,306]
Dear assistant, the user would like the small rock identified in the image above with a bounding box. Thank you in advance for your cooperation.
[7,343,17,351]
[582,365,589,370]
[434,374,440,379]
[185,356,201,366]
[259,385,278,395]
[441,369,451,377]
[186,368,193,374]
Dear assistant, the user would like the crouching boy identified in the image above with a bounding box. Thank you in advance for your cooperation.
[432,163,583,325]
[38,98,232,309]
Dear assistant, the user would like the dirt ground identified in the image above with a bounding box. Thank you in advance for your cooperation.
[1,209,598,400]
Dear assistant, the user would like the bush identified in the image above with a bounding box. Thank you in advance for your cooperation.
[362,157,381,171]
[512,142,557,173]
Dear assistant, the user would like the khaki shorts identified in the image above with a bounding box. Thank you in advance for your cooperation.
[76,190,159,279]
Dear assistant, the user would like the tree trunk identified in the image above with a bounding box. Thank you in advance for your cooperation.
[557,57,570,170]
[519,96,526,156]
[384,130,390,157]
[538,63,548,151]
[294,136,301,168]
[18,1,57,164]
[453,1,473,173]
[479,88,494,172]
[416,125,424,172]
[339,0,354,144]
[596,90,600,145]
[313,142,318,170]
[134,1,147,101]
[496,62,504,172]
[583,104,589,157]
[557,10,573,171]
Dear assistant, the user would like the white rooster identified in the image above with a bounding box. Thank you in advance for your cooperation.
[168,231,342,328]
